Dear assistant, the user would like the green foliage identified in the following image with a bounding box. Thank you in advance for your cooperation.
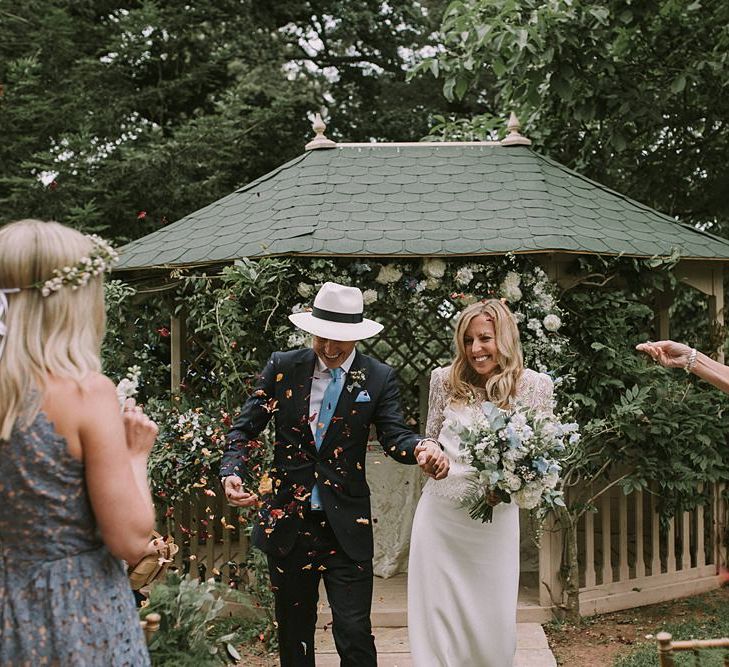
[142,573,255,666]
[0,0,461,239]
[559,255,729,517]
[413,0,729,232]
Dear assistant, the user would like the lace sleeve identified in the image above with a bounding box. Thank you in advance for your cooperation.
[425,367,448,440]
[517,369,554,415]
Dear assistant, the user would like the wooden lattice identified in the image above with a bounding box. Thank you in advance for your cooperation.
[359,296,458,430]
[177,297,460,429]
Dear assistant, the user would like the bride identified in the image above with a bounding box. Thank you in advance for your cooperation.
[408,299,553,666]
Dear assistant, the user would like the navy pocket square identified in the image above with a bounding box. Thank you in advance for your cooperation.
[355,390,371,403]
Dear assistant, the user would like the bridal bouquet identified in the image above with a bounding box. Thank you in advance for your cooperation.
[453,401,576,523]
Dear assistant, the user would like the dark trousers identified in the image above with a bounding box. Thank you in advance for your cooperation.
[267,511,376,667]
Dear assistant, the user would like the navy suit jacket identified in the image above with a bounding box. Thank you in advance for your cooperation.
[220,348,421,561]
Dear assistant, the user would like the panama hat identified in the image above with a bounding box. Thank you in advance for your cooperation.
[288,282,383,341]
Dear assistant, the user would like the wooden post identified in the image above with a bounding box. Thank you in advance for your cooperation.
[141,612,161,644]
[656,632,675,667]
[635,489,646,577]
[601,493,612,585]
[708,266,725,363]
[170,308,187,394]
[584,509,596,588]
[653,290,672,341]
[619,493,629,581]
[538,513,563,608]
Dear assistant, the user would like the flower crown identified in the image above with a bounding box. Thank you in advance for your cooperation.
[36,234,119,297]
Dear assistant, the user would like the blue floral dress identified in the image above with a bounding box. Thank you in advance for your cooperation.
[0,410,150,666]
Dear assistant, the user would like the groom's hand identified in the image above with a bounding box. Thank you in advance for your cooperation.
[223,475,259,507]
[415,439,449,480]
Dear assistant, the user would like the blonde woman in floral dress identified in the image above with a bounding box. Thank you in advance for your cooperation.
[408,299,553,667]
[0,220,157,665]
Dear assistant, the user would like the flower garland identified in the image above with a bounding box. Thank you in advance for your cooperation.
[291,255,566,375]
[37,234,119,297]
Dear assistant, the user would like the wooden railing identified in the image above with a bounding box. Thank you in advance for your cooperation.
[539,483,726,615]
[160,492,249,585]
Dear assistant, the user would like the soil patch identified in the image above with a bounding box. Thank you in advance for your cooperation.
[545,587,729,666]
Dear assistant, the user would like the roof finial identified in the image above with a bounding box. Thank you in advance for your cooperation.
[305,112,337,150]
[500,111,532,147]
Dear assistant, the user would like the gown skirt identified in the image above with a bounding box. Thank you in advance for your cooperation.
[407,490,519,667]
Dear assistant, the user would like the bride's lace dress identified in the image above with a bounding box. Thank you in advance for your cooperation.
[408,366,553,667]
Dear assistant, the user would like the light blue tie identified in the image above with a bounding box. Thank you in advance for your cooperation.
[311,367,344,510]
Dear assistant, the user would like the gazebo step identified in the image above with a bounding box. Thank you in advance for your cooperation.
[315,623,557,666]
[316,602,553,628]
[316,573,554,627]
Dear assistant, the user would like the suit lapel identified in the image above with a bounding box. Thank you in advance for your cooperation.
[319,351,363,454]
[291,350,317,450]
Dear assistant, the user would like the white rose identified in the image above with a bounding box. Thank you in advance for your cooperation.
[297,282,313,298]
[363,289,378,305]
[543,314,561,332]
[423,258,446,279]
[375,264,402,285]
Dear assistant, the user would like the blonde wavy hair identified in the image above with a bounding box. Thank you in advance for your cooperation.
[448,299,524,408]
[0,220,105,441]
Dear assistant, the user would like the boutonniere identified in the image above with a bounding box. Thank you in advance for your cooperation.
[347,368,367,392]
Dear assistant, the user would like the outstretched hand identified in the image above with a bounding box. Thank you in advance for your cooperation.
[415,439,449,480]
[635,340,692,369]
[223,475,259,507]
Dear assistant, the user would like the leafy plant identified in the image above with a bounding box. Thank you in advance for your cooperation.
[141,573,255,666]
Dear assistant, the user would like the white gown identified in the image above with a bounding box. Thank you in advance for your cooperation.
[408,367,553,667]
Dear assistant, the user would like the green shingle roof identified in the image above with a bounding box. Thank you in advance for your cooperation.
[117,144,729,270]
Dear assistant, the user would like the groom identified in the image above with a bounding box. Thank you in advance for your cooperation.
[220,281,448,667]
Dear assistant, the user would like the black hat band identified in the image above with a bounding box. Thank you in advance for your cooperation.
[312,306,364,324]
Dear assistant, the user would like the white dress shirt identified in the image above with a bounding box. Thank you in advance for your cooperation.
[308,348,356,509]
[308,347,357,439]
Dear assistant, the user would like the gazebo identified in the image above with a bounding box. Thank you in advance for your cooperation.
[117,113,729,620]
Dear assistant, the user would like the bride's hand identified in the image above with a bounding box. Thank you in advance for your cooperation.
[485,491,502,507]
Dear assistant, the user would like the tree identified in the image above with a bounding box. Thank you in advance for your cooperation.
[0,0,461,240]
[413,0,729,232]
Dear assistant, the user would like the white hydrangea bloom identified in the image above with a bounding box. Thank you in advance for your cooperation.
[375,264,402,285]
[363,289,378,305]
[513,482,543,510]
[500,271,522,302]
[423,257,447,279]
[455,266,474,285]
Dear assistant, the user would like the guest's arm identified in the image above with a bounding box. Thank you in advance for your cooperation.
[636,340,729,395]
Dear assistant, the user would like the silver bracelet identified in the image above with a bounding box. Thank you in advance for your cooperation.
[684,348,697,374]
